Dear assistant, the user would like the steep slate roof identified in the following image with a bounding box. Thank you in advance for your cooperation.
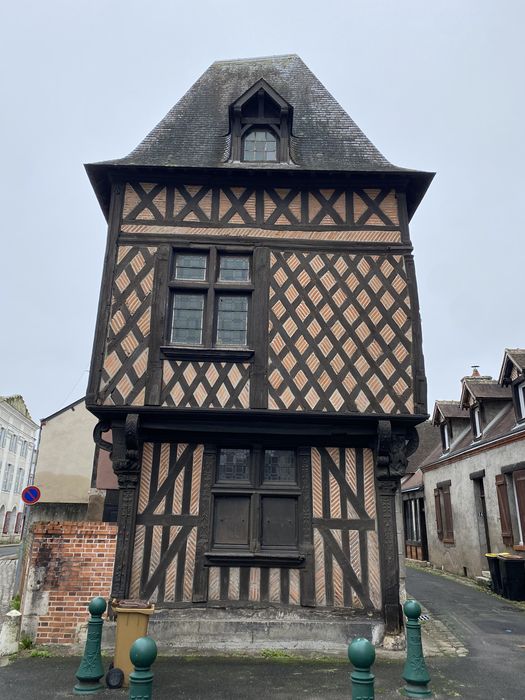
[506,349,525,372]
[401,468,423,492]
[105,55,406,172]
[421,402,525,470]
[498,348,525,384]
[460,378,511,406]
[406,420,441,473]
[86,55,433,218]
[432,400,468,423]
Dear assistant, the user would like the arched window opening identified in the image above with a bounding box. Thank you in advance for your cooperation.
[242,129,278,162]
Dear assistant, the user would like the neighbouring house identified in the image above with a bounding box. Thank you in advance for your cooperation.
[0,396,37,541]
[421,352,525,579]
[29,397,118,525]
[24,54,434,649]
[401,420,440,561]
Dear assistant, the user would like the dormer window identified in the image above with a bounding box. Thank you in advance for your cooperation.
[472,406,482,439]
[441,422,450,452]
[516,382,525,422]
[243,129,278,162]
[230,80,292,163]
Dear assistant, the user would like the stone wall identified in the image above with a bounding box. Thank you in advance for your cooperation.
[21,521,117,644]
[0,557,17,613]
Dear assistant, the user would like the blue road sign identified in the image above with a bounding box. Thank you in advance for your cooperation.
[21,486,41,505]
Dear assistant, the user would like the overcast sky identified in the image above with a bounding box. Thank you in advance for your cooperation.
[1,1,524,423]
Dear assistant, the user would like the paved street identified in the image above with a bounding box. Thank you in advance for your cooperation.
[406,566,525,699]
[0,567,524,698]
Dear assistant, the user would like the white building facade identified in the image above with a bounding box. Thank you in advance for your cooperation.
[0,396,38,541]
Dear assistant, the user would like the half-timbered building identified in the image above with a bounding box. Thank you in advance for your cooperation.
[86,55,433,644]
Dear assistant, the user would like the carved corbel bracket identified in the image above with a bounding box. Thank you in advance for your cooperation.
[376,420,415,481]
[376,420,392,481]
[93,420,112,452]
[113,414,141,488]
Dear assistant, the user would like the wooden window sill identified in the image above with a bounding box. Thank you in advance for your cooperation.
[161,346,255,362]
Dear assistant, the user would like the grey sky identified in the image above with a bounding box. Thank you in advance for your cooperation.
[1,1,523,422]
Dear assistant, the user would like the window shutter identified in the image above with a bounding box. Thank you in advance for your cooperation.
[513,470,525,542]
[495,474,513,545]
[442,486,454,543]
[434,488,443,540]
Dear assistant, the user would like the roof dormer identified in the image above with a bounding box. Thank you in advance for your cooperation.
[432,400,469,453]
[460,368,511,441]
[229,79,293,163]
[498,348,525,424]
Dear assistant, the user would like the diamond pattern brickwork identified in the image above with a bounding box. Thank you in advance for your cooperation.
[268,251,413,414]
[161,361,250,409]
[99,245,156,406]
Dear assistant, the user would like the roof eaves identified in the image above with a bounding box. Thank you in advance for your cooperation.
[41,396,86,424]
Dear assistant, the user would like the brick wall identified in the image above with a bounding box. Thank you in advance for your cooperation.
[21,521,117,644]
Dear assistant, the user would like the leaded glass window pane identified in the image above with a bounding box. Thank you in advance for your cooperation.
[174,253,207,280]
[218,449,250,481]
[263,450,296,482]
[171,293,205,345]
[216,295,248,346]
[219,256,250,282]
[243,130,278,162]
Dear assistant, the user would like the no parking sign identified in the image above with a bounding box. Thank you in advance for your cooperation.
[21,486,41,505]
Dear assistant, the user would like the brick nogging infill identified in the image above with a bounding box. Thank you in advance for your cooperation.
[22,521,117,644]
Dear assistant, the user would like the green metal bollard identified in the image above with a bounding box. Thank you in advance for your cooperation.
[128,636,158,700]
[401,599,432,698]
[348,637,375,700]
[74,597,107,695]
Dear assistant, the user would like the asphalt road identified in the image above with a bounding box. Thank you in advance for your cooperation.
[407,566,525,699]
[0,545,19,558]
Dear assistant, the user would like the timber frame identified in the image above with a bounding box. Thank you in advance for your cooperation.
[85,56,432,637]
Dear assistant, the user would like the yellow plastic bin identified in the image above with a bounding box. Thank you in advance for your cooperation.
[112,599,155,686]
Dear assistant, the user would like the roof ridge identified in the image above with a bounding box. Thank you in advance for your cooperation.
[212,54,300,65]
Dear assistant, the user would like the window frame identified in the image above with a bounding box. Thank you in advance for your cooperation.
[512,380,525,423]
[440,421,451,453]
[241,127,279,163]
[1,463,14,493]
[434,481,454,544]
[471,405,482,440]
[207,446,305,567]
[164,246,255,360]
[8,433,17,453]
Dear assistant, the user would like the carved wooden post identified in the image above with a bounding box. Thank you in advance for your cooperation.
[376,476,401,634]
[111,414,141,600]
[375,421,417,635]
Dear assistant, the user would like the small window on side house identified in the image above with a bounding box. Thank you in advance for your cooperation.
[441,422,450,452]
[434,482,454,544]
[472,406,482,439]
[517,383,525,422]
